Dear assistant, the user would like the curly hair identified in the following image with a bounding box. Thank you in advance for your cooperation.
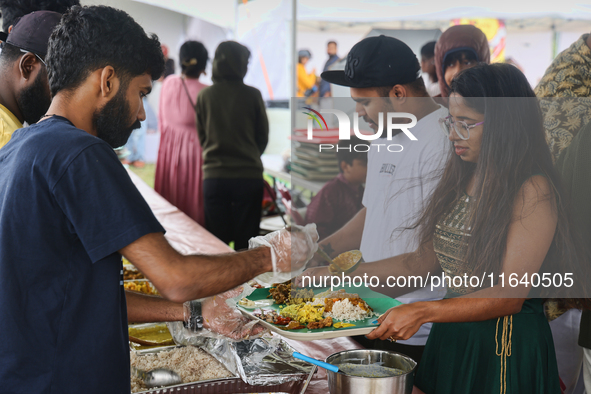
[0,0,79,32]
[46,5,165,97]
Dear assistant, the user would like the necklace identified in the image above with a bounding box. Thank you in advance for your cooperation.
[40,114,57,119]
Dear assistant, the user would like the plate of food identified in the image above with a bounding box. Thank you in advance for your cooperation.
[237,282,402,341]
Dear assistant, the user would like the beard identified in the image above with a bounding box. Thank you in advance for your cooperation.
[92,86,141,148]
[17,71,52,125]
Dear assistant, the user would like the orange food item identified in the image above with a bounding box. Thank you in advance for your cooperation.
[124,281,159,296]
[285,321,305,330]
[123,267,145,280]
[307,316,333,330]
[330,250,363,273]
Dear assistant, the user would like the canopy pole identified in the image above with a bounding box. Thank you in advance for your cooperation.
[291,0,297,134]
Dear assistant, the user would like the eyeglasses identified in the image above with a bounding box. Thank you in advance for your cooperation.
[20,49,47,67]
[438,115,484,140]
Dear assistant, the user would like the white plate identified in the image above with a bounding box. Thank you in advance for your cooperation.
[238,308,380,341]
[238,299,275,309]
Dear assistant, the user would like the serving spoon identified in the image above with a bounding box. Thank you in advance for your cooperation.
[132,366,182,388]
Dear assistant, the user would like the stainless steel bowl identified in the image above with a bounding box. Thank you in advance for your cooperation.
[325,349,416,394]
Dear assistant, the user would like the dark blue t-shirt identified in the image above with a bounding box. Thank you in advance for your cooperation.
[0,116,165,393]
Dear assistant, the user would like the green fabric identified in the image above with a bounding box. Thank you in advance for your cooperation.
[555,120,591,348]
[196,42,269,180]
[415,299,560,394]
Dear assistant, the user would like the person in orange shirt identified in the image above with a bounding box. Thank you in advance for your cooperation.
[297,49,317,97]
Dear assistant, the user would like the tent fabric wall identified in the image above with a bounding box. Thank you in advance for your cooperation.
[131,0,236,29]
[236,0,292,101]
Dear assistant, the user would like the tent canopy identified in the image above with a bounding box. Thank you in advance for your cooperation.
[132,0,236,28]
[297,0,591,22]
[132,0,591,31]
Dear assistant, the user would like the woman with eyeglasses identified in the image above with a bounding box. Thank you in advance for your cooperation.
[301,63,590,393]
[386,63,591,393]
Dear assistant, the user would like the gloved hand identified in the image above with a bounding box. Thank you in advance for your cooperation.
[294,265,330,287]
[249,223,319,274]
[183,287,266,341]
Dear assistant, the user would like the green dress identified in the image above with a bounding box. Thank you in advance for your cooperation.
[414,194,561,394]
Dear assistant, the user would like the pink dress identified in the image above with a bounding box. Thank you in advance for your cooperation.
[155,75,208,226]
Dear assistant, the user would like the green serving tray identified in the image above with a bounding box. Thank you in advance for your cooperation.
[238,286,402,341]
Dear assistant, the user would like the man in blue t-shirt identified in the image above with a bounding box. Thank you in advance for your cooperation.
[0,6,317,394]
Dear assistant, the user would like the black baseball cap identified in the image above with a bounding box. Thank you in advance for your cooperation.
[321,35,421,88]
[6,11,62,58]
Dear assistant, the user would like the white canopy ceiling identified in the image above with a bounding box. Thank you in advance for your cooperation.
[131,0,591,32]
[296,0,591,21]
[131,0,237,29]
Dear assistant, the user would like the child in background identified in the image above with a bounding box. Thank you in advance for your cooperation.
[305,137,369,239]
[297,49,317,97]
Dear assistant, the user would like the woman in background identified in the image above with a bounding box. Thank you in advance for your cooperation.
[434,24,490,98]
[196,41,269,250]
[155,41,209,225]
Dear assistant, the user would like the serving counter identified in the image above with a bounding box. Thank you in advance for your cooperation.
[127,169,364,394]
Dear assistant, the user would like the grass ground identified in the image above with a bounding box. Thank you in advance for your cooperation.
[129,163,156,189]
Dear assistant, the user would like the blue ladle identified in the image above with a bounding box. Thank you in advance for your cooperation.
[292,352,339,373]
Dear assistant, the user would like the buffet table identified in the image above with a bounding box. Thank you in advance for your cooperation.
[127,169,364,394]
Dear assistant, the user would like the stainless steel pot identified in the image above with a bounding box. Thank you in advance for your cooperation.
[325,349,417,394]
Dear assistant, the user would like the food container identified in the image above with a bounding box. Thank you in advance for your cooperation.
[132,343,316,394]
[128,323,175,351]
[325,349,416,394]
[135,376,309,394]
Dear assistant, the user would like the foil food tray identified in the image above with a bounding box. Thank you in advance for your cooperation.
[132,340,316,394]
[167,324,316,386]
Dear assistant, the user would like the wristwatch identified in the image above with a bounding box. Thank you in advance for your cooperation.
[183,300,203,331]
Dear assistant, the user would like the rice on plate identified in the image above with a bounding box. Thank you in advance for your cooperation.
[324,298,375,322]
[314,289,377,322]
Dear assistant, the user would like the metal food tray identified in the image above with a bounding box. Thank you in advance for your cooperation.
[133,345,316,394]
[135,375,310,394]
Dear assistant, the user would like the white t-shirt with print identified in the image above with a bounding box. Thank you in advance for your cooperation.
[360,105,450,346]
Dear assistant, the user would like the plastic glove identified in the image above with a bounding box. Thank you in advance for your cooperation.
[294,265,330,288]
[200,287,266,341]
[249,223,319,274]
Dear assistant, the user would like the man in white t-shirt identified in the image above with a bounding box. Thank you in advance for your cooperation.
[305,35,450,363]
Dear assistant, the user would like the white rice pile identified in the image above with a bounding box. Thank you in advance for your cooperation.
[325,298,375,322]
[315,289,359,299]
[130,346,233,393]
